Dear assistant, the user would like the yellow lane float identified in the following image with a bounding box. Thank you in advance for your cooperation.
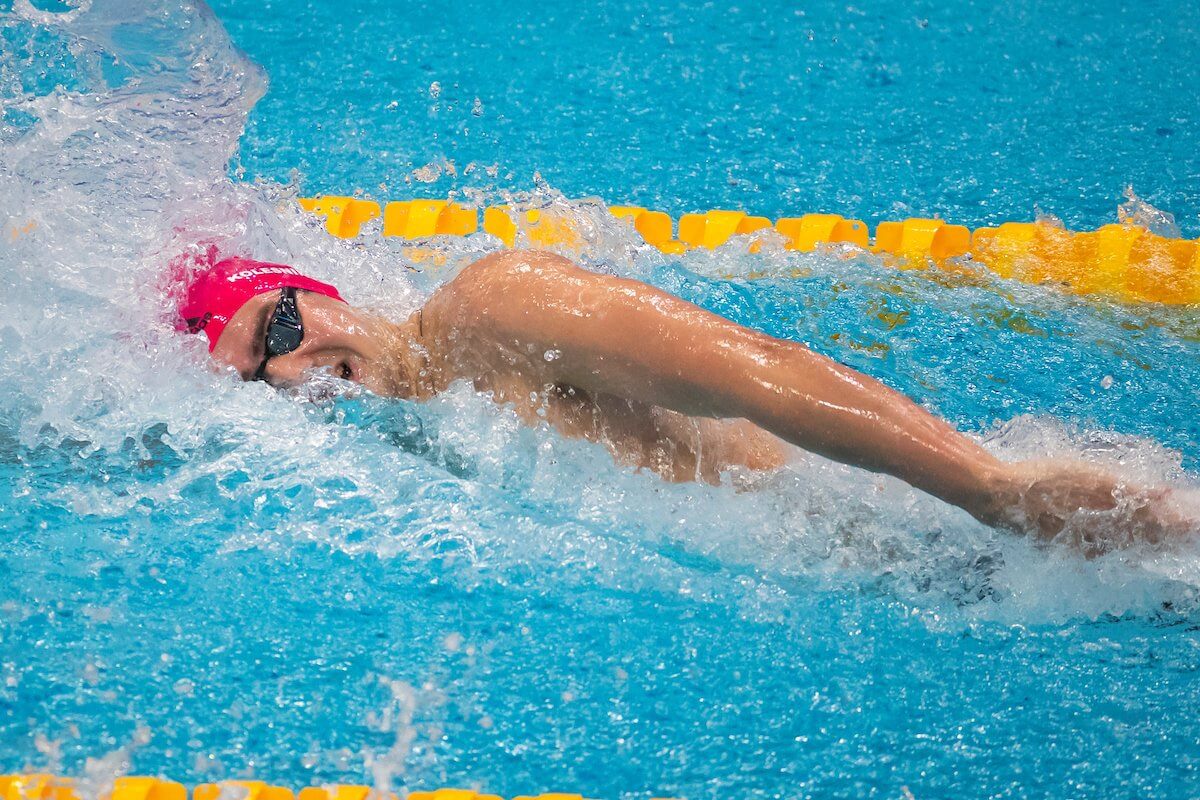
[481,206,582,250]
[0,776,188,800]
[0,778,618,800]
[609,206,683,253]
[677,209,771,250]
[296,196,1200,305]
[383,200,477,239]
[873,218,971,262]
[972,220,1200,303]
[298,196,381,239]
[194,784,294,800]
[774,213,869,251]
[0,775,77,800]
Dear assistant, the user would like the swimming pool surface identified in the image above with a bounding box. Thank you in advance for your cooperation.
[214,0,1200,236]
[2,0,1200,798]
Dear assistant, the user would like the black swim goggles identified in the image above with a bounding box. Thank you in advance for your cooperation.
[253,287,304,382]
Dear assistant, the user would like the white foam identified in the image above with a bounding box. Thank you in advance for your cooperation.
[1,0,1197,638]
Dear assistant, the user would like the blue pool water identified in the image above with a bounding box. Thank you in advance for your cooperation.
[2,1,1200,798]
[214,0,1200,236]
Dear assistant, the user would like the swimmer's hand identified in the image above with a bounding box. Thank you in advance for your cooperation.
[979,460,1193,554]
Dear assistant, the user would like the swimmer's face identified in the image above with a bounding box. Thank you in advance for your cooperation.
[211,289,399,394]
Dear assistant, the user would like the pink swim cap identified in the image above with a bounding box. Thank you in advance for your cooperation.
[179,255,344,351]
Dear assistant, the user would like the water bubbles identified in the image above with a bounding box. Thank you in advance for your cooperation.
[1101,375,1114,389]
[542,348,561,362]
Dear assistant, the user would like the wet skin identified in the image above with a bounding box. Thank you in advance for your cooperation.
[210,250,1189,552]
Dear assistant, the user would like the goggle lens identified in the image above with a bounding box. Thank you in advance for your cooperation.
[254,287,303,381]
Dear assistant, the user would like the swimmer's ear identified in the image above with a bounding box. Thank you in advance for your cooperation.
[184,312,214,334]
[163,241,222,326]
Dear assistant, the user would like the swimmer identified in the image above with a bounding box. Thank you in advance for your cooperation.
[180,250,1188,553]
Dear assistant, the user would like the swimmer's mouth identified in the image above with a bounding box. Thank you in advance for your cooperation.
[291,366,359,403]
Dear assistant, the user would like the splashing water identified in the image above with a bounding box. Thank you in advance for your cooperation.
[3,1,1200,797]
[1119,186,1182,239]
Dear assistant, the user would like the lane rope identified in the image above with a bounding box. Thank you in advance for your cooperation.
[298,196,1200,305]
[0,774,635,800]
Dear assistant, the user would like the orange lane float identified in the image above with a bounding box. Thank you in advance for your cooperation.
[296,196,1200,305]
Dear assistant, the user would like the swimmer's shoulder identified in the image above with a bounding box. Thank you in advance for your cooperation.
[419,251,584,384]
[453,249,582,291]
[426,249,585,328]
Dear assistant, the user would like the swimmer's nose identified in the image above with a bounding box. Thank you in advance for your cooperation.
[260,350,315,387]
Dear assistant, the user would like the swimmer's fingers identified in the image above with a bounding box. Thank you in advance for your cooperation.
[1006,460,1196,553]
[1142,487,1200,542]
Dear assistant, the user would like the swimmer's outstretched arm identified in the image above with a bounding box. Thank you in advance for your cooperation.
[441,251,1015,525]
